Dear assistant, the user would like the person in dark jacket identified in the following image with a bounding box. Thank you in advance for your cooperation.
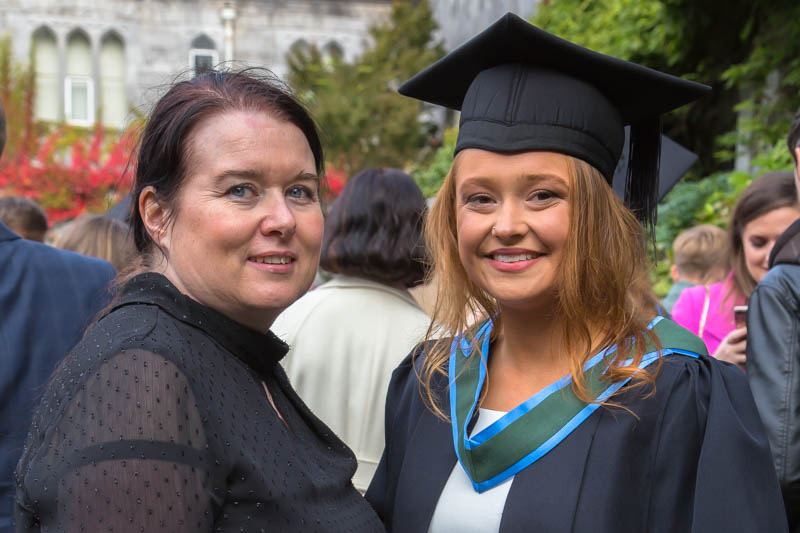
[747,108,800,532]
[0,102,116,532]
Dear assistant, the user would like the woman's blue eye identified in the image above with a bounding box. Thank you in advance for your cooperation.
[228,185,252,198]
[287,185,313,200]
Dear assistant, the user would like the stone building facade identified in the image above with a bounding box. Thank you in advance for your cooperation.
[0,0,539,129]
[0,0,392,128]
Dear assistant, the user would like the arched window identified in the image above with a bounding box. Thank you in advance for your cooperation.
[322,41,344,63]
[289,39,311,60]
[32,27,58,122]
[189,34,217,76]
[65,30,93,126]
[100,32,126,128]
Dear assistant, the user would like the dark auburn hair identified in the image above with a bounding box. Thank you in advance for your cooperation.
[729,170,799,300]
[129,68,324,255]
[320,168,428,288]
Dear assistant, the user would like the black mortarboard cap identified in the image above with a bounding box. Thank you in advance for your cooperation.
[612,129,699,203]
[399,13,709,230]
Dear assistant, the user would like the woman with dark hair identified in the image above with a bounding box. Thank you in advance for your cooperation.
[14,69,383,532]
[673,171,800,368]
[366,14,786,532]
[272,168,430,492]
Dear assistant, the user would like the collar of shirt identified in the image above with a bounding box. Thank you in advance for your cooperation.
[112,272,289,379]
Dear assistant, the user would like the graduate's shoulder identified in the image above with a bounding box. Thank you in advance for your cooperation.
[651,317,743,380]
[387,338,452,406]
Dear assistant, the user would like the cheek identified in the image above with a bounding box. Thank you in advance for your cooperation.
[744,243,764,265]
[540,208,570,252]
[298,208,324,251]
[455,214,483,263]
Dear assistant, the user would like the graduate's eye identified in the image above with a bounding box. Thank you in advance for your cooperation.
[466,193,495,206]
[531,190,556,201]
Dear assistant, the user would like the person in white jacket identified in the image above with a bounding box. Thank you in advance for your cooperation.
[272,168,431,491]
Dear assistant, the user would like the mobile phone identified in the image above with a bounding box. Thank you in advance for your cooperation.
[733,305,748,328]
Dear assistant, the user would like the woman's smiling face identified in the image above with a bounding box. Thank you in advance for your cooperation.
[154,109,324,331]
[454,149,571,313]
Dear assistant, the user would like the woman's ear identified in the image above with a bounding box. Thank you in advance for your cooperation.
[139,186,171,250]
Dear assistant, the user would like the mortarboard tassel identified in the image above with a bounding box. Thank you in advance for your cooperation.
[624,117,662,237]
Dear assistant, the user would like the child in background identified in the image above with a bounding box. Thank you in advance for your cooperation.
[661,224,728,313]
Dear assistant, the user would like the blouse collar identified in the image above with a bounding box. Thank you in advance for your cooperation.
[113,272,289,378]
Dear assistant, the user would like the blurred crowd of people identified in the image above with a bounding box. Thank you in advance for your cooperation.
[1,11,800,533]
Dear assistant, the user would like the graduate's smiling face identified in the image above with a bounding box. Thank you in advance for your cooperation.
[454,149,571,312]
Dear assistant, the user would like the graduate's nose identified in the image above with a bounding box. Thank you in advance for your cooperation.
[491,201,527,240]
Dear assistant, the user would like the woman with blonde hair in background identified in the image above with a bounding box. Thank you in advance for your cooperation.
[53,214,135,272]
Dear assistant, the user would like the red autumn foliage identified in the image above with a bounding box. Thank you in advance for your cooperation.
[0,125,136,224]
[0,38,136,225]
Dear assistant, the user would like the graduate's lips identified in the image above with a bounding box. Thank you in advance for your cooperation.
[485,247,544,272]
[247,251,296,273]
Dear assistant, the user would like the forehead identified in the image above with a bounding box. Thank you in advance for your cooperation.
[454,149,571,185]
[743,205,800,235]
[183,109,314,171]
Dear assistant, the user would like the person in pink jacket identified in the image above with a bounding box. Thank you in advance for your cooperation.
[672,171,800,369]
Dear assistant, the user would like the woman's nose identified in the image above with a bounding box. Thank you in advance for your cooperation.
[491,201,526,239]
[259,193,296,239]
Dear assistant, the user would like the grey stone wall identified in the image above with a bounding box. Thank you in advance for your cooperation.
[0,0,392,120]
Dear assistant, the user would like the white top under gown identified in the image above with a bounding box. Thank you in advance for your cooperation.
[428,408,513,533]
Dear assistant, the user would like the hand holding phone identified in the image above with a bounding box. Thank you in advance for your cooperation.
[733,305,748,328]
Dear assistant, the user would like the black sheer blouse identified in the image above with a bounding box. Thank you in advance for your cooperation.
[15,273,384,532]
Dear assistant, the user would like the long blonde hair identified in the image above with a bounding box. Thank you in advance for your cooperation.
[420,154,660,419]
[53,214,135,273]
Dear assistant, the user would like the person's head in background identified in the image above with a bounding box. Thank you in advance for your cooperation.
[0,196,48,241]
[671,224,728,286]
[320,168,428,290]
[788,108,800,195]
[53,214,135,272]
[729,171,800,301]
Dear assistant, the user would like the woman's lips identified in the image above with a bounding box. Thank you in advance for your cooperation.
[485,250,544,272]
[247,254,296,273]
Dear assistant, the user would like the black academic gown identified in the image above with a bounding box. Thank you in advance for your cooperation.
[366,341,788,532]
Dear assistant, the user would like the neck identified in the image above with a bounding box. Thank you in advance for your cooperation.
[492,304,566,374]
[480,305,572,411]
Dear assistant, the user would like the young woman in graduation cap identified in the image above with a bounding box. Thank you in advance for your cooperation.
[365,13,788,533]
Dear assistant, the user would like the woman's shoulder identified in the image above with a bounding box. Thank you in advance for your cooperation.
[645,320,751,411]
[386,339,450,403]
[70,302,190,373]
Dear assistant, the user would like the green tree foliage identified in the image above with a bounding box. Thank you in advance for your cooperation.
[529,0,800,295]
[531,0,800,175]
[411,127,456,198]
[288,1,444,174]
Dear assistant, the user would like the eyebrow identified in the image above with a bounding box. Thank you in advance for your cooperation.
[213,169,320,183]
[459,173,568,187]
